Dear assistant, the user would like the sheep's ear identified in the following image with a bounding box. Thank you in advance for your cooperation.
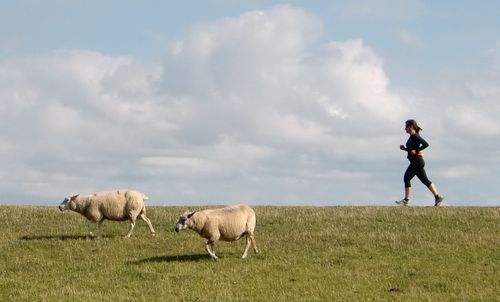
[187,211,196,218]
[71,194,80,200]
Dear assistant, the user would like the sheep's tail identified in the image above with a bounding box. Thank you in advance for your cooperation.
[142,193,149,201]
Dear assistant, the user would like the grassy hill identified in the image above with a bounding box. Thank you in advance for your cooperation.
[0,205,498,301]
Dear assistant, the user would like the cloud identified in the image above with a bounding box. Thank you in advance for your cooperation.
[446,105,500,137]
[2,5,497,205]
[335,0,424,19]
[162,6,406,143]
[399,29,423,47]
[437,164,479,179]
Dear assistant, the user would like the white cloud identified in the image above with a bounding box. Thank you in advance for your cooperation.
[438,165,479,179]
[317,39,407,120]
[446,105,500,137]
[336,0,424,19]
[1,5,498,205]
[399,29,423,47]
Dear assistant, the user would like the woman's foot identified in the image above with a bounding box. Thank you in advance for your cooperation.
[434,195,444,207]
[395,198,409,206]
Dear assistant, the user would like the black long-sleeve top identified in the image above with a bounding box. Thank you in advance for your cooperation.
[405,133,429,162]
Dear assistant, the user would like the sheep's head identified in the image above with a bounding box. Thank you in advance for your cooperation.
[58,194,80,211]
[175,211,195,232]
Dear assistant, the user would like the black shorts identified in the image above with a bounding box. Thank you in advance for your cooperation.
[404,159,432,188]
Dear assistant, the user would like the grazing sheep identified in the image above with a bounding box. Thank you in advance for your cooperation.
[175,204,259,260]
[58,190,155,238]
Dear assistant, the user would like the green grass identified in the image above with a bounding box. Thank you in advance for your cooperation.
[0,206,498,301]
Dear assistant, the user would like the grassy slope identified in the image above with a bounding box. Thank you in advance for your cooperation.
[0,206,498,301]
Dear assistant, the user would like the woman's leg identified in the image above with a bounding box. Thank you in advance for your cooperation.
[397,165,416,205]
[428,183,444,206]
[428,183,438,196]
[405,186,411,200]
[416,168,444,206]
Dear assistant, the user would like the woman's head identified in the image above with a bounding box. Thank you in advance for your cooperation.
[405,119,422,134]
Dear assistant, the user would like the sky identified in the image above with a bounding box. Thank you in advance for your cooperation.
[1,1,500,206]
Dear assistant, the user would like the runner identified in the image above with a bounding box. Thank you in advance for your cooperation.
[396,119,444,206]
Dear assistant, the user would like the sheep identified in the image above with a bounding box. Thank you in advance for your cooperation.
[174,204,259,260]
[58,189,155,238]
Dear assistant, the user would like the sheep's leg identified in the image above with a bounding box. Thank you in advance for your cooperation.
[139,213,156,235]
[250,233,259,254]
[242,236,252,259]
[242,232,258,258]
[125,219,136,238]
[206,240,219,261]
[86,220,96,237]
[97,221,104,238]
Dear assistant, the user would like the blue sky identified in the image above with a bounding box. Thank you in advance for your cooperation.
[4,1,498,82]
[1,1,500,206]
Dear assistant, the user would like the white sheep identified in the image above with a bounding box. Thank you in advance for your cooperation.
[58,189,155,238]
[174,204,259,260]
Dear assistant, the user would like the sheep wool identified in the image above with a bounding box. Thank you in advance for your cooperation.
[59,189,155,238]
[175,204,259,260]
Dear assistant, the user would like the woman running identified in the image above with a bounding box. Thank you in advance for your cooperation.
[396,119,444,206]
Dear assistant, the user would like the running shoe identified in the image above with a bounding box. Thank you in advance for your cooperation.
[395,199,409,206]
[434,195,444,207]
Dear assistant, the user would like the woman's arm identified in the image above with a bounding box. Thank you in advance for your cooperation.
[415,135,429,152]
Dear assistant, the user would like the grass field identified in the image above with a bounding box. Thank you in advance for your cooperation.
[0,205,498,301]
